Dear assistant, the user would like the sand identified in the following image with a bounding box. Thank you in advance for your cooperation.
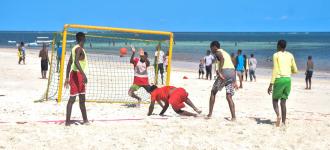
[0,48,329,150]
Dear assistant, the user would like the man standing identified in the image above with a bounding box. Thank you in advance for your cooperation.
[267,40,298,127]
[305,56,314,90]
[39,43,49,79]
[236,50,244,88]
[248,54,257,82]
[56,42,62,73]
[204,50,215,80]
[64,32,89,126]
[154,45,165,84]
[207,41,237,121]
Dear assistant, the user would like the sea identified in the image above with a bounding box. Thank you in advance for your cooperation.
[0,31,329,72]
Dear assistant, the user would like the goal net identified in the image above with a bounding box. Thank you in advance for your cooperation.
[43,24,174,103]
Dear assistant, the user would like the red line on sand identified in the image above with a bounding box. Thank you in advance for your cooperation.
[0,117,169,124]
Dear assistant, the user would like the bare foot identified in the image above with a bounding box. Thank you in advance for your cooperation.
[276,117,281,127]
[83,121,90,125]
[231,118,237,121]
[206,114,212,119]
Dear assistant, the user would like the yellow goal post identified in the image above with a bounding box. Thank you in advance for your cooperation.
[57,24,174,103]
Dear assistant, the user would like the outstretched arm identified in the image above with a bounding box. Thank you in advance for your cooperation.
[159,101,169,116]
[147,101,156,116]
[130,45,136,64]
[157,100,164,108]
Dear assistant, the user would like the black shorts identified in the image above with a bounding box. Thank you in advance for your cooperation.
[41,60,48,71]
[157,63,164,74]
[306,71,313,78]
[205,65,212,73]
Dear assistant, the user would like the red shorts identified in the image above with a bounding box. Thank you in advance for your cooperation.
[69,71,86,96]
[168,88,188,111]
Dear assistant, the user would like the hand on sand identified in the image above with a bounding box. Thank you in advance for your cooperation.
[194,108,202,114]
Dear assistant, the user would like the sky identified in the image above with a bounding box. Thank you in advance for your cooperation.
[0,0,330,32]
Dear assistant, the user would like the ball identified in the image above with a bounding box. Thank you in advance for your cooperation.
[119,47,128,57]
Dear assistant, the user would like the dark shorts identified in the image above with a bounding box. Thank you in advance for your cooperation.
[41,59,48,71]
[306,71,313,78]
[212,69,236,96]
[157,63,164,74]
[205,65,212,73]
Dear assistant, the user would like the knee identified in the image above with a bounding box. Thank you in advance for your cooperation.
[128,91,132,96]
[211,89,217,96]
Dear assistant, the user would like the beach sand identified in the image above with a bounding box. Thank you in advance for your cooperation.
[0,48,329,149]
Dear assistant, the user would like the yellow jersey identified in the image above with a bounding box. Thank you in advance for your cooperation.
[271,51,298,84]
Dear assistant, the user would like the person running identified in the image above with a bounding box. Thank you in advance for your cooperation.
[305,56,314,90]
[207,41,237,121]
[129,45,150,107]
[39,43,49,79]
[267,40,298,127]
[64,32,89,126]
[154,45,165,84]
[204,50,215,80]
[148,86,202,117]
[199,59,205,79]
[236,49,244,88]
[18,42,26,64]
[243,54,249,81]
[56,42,62,73]
[249,54,257,82]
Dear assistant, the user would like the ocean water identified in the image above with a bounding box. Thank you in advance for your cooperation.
[0,31,329,72]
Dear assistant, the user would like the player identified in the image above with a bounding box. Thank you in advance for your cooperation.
[128,45,150,107]
[207,41,238,121]
[267,40,298,127]
[154,45,165,84]
[148,86,202,116]
[39,43,49,79]
[64,32,89,126]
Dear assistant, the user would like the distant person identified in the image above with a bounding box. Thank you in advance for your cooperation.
[18,42,26,64]
[267,40,298,127]
[129,45,150,107]
[39,43,49,79]
[154,45,165,84]
[236,49,244,88]
[204,50,215,80]
[164,51,169,72]
[207,41,237,121]
[198,59,205,79]
[248,54,257,82]
[305,56,314,90]
[243,54,249,81]
[230,53,236,68]
[148,86,202,117]
[64,32,89,126]
[56,42,62,73]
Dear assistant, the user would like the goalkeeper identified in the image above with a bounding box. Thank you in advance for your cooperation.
[128,45,150,107]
